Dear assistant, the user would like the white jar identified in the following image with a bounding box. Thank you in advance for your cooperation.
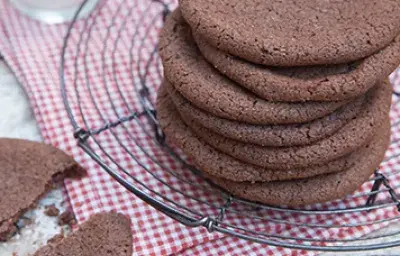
[9,0,99,24]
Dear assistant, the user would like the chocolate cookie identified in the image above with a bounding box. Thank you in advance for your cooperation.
[210,120,391,206]
[157,87,364,182]
[180,0,400,66]
[159,10,350,125]
[0,139,85,241]
[165,80,365,147]
[34,212,132,256]
[186,81,391,169]
[195,32,400,102]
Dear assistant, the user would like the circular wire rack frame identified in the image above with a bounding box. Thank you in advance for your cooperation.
[60,0,400,252]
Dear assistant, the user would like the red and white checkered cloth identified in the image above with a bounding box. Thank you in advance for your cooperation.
[1,0,400,255]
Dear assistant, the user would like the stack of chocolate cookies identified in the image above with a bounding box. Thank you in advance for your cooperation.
[156,0,400,206]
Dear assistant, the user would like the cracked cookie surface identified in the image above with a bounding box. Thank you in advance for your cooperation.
[184,81,391,169]
[209,120,390,207]
[157,86,367,182]
[165,80,365,147]
[180,0,400,66]
[195,32,400,102]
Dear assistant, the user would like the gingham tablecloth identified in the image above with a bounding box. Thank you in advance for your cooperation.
[1,0,400,255]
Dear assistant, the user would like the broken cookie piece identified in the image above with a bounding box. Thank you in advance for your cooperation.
[44,205,60,217]
[34,212,132,256]
[0,138,85,241]
[58,211,75,226]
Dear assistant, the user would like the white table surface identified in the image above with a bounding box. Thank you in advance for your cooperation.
[0,60,400,255]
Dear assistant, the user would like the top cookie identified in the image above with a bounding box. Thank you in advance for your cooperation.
[180,0,400,66]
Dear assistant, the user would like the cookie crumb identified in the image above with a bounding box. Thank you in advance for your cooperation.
[44,205,60,217]
[58,211,75,226]
[0,220,17,241]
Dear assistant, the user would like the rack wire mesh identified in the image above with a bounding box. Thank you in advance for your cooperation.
[60,0,400,251]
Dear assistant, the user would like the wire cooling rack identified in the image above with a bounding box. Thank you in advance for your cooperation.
[60,0,400,252]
